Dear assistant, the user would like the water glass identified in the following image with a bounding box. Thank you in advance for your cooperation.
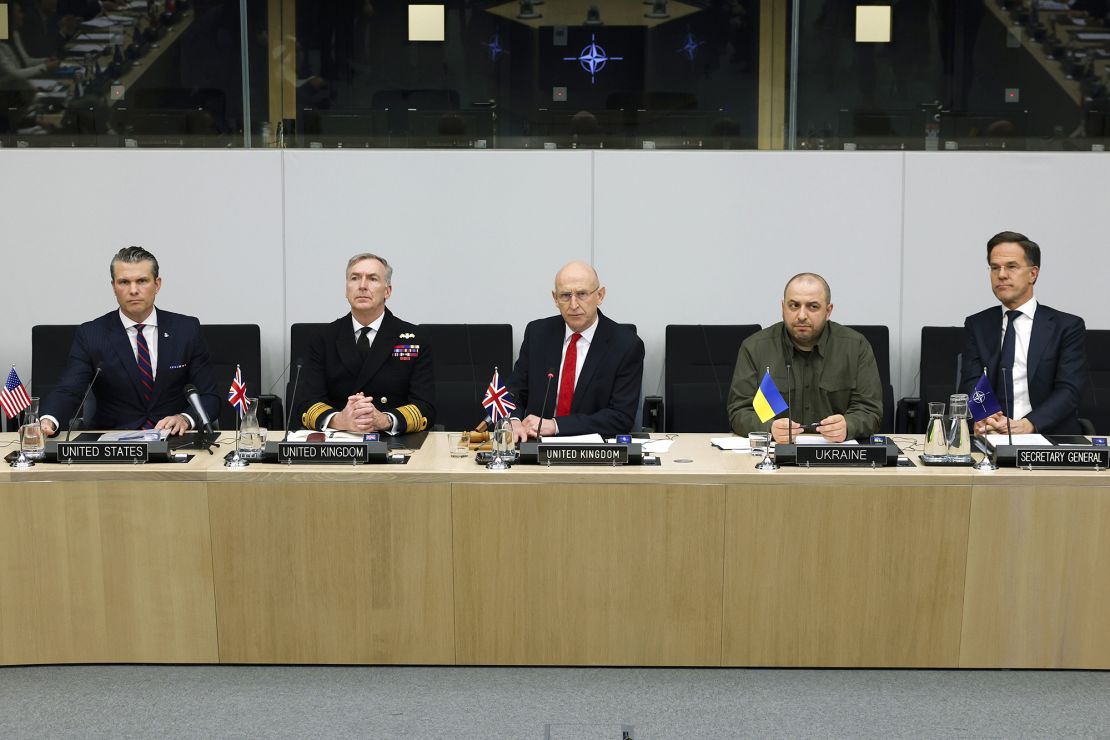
[19,423,45,460]
[448,432,471,457]
[748,431,771,459]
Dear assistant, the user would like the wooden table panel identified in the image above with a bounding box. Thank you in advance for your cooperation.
[208,482,454,664]
[452,482,725,666]
[723,483,971,667]
[0,481,217,665]
[961,483,1110,668]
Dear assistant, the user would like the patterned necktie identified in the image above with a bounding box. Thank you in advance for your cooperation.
[357,326,371,359]
[998,309,1022,418]
[134,324,156,429]
[556,333,582,417]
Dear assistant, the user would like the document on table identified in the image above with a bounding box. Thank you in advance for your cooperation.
[549,434,605,444]
[285,429,366,442]
[100,430,169,441]
[710,436,749,451]
[984,433,1051,447]
[607,437,674,453]
[793,436,859,445]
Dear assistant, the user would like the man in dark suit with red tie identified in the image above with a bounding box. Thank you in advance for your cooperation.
[40,246,219,435]
[507,261,645,443]
[959,231,1087,436]
[298,253,435,434]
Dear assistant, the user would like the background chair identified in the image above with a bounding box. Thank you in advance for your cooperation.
[846,324,895,433]
[200,324,281,431]
[286,323,330,430]
[421,324,514,431]
[664,324,761,432]
[30,325,81,430]
[899,326,964,433]
[1078,329,1110,435]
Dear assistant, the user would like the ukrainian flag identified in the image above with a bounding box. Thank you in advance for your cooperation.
[753,369,788,423]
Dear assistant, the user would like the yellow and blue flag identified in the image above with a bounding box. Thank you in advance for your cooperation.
[753,369,788,423]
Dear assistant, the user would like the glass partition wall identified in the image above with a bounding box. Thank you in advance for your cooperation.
[1,1,1106,150]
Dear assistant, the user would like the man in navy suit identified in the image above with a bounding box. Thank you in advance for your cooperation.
[40,246,219,435]
[960,231,1086,436]
[507,261,644,442]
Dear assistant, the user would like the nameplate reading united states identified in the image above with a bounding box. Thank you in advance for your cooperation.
[794,444,888,467]
[537,444,630,466]
[56,442,150,464]
[1015,446,1109,470]
[277,442,369,464]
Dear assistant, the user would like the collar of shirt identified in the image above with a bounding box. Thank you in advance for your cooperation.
[564,317,599,346]
[1003,296,1038,325]
[779,320,830,360]
[351,312,385,339]
[119,306,158,332]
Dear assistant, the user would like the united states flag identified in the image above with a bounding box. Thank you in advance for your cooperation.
[481,367,516,423]
[1,366,32,419]
[228,364,247,417]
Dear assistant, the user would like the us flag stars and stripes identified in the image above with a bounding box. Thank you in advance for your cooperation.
[482,367,516,424]
[1,366,32,419]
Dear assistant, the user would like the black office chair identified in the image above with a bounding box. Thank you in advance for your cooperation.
[30,325,90,429]
[1078,329,1110,435]
[200,324,281,431]
[846,324,895,433]
[664,324,761,432]
[903,326,965,433]
[286,323,331,430]
[421,324,514,431]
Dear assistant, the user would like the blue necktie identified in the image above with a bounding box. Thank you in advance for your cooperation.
[998,310,1021,418]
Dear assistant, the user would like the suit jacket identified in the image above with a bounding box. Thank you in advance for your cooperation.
[960,303,1086,435]
[41,309,220,431]
[508,311,645,437]
[298,309,435,433]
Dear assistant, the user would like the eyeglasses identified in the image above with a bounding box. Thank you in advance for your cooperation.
[555,288,600,304]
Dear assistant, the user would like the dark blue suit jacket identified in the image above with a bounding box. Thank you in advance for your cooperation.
[508,311,644,437]
[960,303,1086,435]
[41,309,220,431]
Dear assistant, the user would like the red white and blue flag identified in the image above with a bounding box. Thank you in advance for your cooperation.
[228,364,247,417]
[1,366,32,419]
[481,367,516,423]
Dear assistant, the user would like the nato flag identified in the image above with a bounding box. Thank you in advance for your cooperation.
[969,372,1003,422]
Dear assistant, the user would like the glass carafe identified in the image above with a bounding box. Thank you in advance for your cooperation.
[19,397,45,460]
[922,402,948,461]
[945,393,972,461]
[237,398,263,459]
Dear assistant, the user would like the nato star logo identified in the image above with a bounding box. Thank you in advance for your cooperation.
[677,31,704,62]
[563,34,623,84]
[972,390,986,404]
[486,33,506,62]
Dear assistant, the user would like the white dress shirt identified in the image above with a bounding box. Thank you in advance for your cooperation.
[1001,297,1037,420]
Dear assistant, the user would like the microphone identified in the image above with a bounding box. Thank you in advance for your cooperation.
[282,357,304,442]
[536,370,555,441]
[954,352,963,394]
[1001,366,1013,446]
[184,384,214,434]
[264,355,297,396]
[66,363,103,441]
[785,362,793,445]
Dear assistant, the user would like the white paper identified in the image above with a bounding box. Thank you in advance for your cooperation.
[984,433,1051,446]
[28,79,64,91]
[285,429,366,442]
[792,435,859,445]
[607,438,674,453]
[99,430,168,441]
[67,43,108,53]
[1077,32,1110,41]
[548,433,605,444]
[710,436,750,450]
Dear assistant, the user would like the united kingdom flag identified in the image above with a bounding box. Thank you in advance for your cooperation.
[227,364,247,417]
[481,367,516,423]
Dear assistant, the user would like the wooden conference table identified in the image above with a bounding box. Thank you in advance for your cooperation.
[1,432,1108,669]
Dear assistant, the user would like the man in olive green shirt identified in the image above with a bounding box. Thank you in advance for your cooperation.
[727,272,883,443]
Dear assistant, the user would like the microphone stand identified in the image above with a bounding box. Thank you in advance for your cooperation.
[66,364,102,442]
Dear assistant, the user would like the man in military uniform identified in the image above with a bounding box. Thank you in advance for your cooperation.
[298,253,435,434]
[727,272,882,442]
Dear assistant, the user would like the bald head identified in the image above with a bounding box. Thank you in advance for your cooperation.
[552,261,605,332]
[784,272,831,304]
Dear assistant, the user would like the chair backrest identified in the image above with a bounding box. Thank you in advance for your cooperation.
[200,324,262,431]
[846,324,894,433]
[664,324,761,432]
[421,324,514,431]
[287,323,331,429]
[1079,329,1110,434]
[918,326,965,420]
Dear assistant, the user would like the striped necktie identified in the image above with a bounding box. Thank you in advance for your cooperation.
[134,324,156,429]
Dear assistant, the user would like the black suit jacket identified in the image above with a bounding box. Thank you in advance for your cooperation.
[298,309,435,433]
[508,311,645,437]
[41,309,220,431]
[960,303,1087,435]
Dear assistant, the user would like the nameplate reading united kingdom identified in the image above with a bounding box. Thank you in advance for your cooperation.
[794,444,888,467]
[537,443,629,466]
[56,441,150,464]
[1014,446,1109,470]
[277,442,369,464]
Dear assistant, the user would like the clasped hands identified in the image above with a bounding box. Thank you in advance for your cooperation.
[973,412,1034,436]
[510,415,557,444]
[329,392,391,433]
[770,414,848,444]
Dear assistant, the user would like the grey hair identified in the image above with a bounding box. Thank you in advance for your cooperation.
[110,246,159,280]
[346,253,393,284]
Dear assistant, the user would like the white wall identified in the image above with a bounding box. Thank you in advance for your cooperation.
[2,149,1106,424]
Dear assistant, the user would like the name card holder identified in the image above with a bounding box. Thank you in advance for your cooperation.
[994,445,1110,471]
[776,443,890,468]
[518,442,644,466]
[264,440,391,464]
[46,439,170,464]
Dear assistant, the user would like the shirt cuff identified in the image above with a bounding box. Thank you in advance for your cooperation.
[181,413,196,430]
[42,415,60,436]
[321,411,339,430]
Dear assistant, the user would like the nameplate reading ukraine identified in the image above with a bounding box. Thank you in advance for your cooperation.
[537,443,630,466]
[1015,446,1109,470]
[277,442,369,464]
[794,444,887,467]
[56,441,150,464]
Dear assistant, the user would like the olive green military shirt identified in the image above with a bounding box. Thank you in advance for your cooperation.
[726,321,883,439]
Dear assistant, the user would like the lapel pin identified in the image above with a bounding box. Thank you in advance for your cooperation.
[400,333,415,340]
[163,332,170,338]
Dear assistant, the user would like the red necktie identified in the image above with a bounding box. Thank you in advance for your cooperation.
[134,324,156,429]
[555,333,581,417]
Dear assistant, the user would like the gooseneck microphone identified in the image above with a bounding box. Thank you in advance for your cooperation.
[66,363,103,441]
[536,370,555,441]
[282,357,304,442]
[785,363,794,445]
[1001,366,1013,446]
[184,384,214,434]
